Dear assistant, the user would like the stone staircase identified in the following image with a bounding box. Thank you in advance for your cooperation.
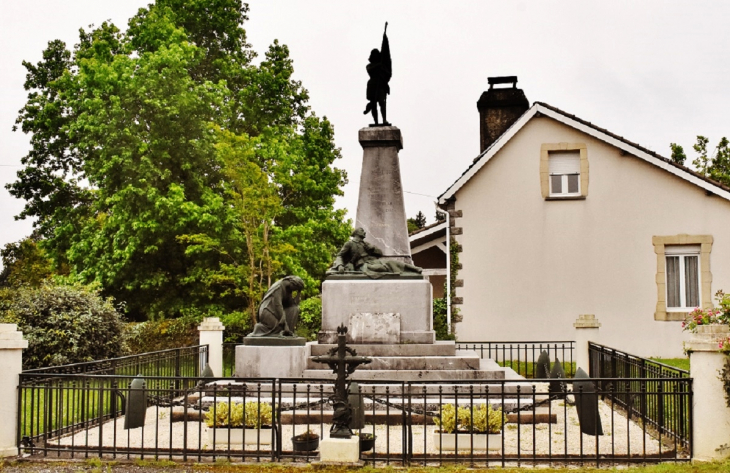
[302,341,525,384]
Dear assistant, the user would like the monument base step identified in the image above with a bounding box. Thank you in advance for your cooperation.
[310,341,456,357]
[302,368,506,381]
[203,379,534,396]
[306,353,481,371]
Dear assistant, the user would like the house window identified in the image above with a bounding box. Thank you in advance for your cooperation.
[652,235,713,321]
[665,246,700,310]
[540,143,588,199]
[549,150,581,196]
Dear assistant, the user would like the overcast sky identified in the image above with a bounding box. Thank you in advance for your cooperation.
[1,1,729,255]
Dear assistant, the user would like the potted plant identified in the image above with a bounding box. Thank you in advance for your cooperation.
[432,403,505,452]
[359,432,376,452]
[205,401,273,447]
[291,429,319,452]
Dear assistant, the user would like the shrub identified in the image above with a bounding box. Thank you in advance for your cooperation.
[0,282,127,369]
[124,315,200,354]
[682,290,730,333]
[434,403,458,433]
[295,296,322,341]
[205,401,244,428]
[434,403,505,434]
[219,310,252,343]
[460,404,506,434]
[433,297,456,341]
[205,401,272,428]
[243,401,273,427]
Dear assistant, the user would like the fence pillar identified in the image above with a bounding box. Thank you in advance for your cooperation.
[685,324,730,462]
[0,324,28,457]
[573,314,600,374]
[198,317,225,377]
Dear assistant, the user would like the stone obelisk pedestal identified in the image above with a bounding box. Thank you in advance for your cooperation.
[356,126,411,263]
[319,126,435,345]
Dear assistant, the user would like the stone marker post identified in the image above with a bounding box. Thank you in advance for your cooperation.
[0,324,28,457]
[573,314,600,374]
[198,317,225,377]
[685,324,730,462]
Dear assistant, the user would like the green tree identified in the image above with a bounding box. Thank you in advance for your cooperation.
[672,136,730,187]
[407,211,427,233]
[9,0,349,321]
[0,236,55,288]
[670,143,687,166]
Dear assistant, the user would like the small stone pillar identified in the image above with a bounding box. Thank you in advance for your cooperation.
[573,314,600,374]
[685,324,730,462]
[198,317,225,377]
[0,324,28,457]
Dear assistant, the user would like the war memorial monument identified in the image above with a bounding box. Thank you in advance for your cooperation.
[235,24,507,383]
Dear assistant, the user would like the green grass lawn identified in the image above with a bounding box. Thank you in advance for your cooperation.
[652,357,690,372]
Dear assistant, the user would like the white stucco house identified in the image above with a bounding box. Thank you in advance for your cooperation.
[437,77,730,357]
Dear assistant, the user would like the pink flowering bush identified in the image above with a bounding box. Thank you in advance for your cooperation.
[682,290,730,332]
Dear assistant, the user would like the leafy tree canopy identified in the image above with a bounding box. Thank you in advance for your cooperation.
[670,136,730,187]
[9,0,350,322]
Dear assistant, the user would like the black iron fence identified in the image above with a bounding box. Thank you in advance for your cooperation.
[588,343,691,451]
[18,374,691,466]
[456,341,576,378]
[223,342,574,379]
[223,343,237,377]
[23,346,209,378]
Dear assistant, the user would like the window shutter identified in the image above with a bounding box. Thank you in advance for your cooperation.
[549,151,580,174]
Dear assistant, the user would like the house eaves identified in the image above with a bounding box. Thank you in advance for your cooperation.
[438,102,730,204]
[409,221,447,248]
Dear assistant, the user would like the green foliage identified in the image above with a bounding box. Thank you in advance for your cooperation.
[433,403,458,433]
[460,404,506,434]
[244,401,273,428]
[407,211,427,234]
[433,297,455,340]
[0,237,54,288]
[434,403,505,434]
[124,315,200,354]
[219,311,253,343]
[673,135,730,187]
[205,401,244,428]
[431,239,461,340]
[407,219,419,234]
[0,282,127,369]
[669,143,686,166]
[295,296,322,341]
[9,0,349,322]
[681,290,730,333]
[204,401,272,429]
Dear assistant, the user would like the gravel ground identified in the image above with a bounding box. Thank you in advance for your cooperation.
[47,397,678,459]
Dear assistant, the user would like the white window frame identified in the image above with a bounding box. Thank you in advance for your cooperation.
[665,245,701,311]
[548,150,581,197]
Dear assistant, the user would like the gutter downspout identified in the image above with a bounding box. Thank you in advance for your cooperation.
[434,203,451,335]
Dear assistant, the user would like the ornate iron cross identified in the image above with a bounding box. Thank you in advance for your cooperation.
[312,324,371,438]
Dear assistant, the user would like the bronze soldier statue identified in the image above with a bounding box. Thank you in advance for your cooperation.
[328,227,422,278]
[363,23,391,126]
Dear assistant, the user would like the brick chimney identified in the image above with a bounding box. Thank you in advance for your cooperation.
[477,76,529,153]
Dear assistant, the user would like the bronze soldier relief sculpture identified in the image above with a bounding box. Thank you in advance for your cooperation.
[327,227,422,278]
[364,23,391,126]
